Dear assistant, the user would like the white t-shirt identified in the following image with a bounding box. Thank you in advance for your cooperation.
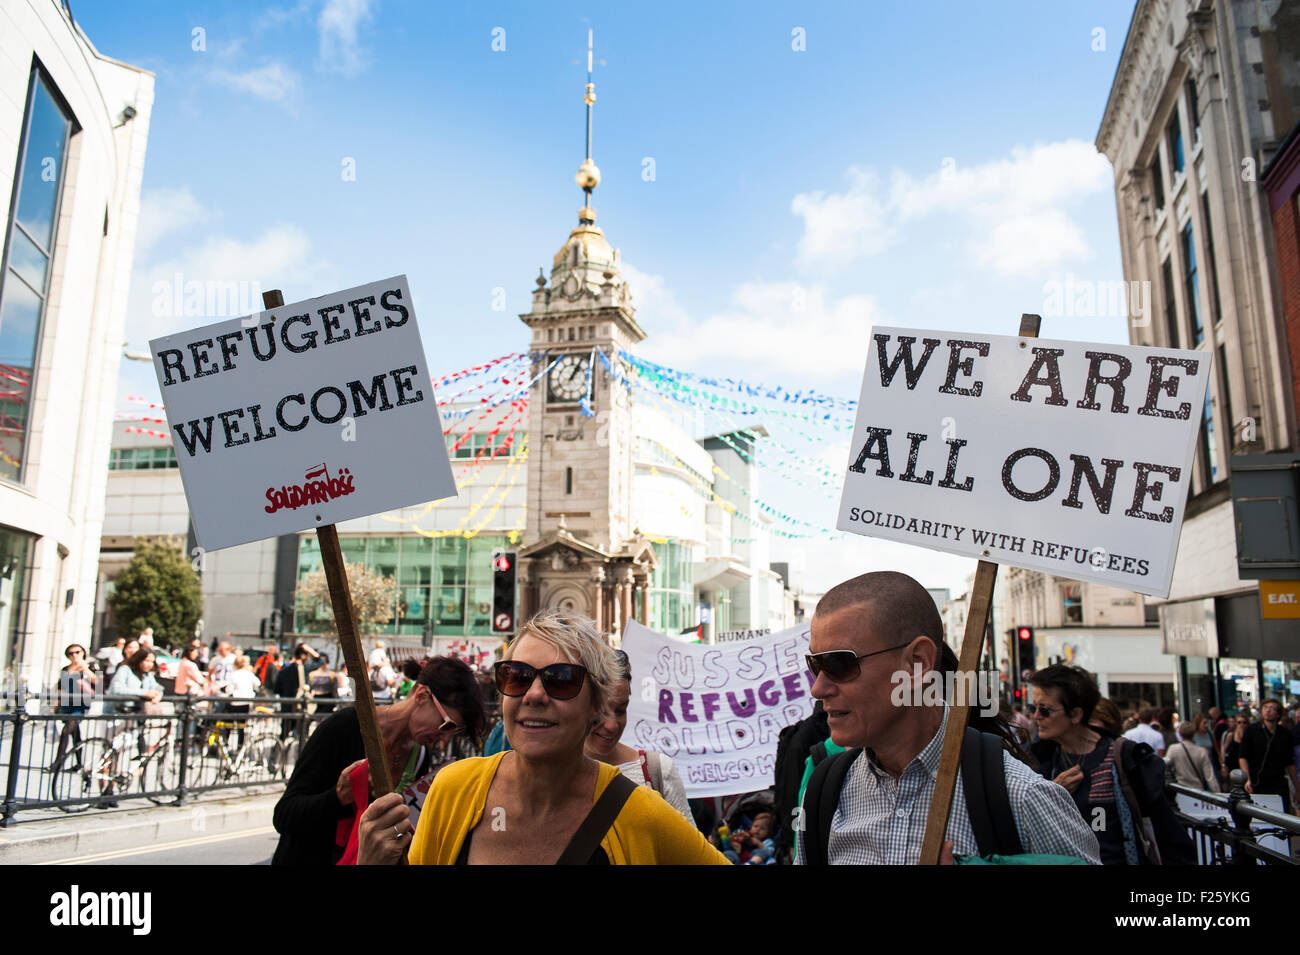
[1124,722,1165,754]
[228,669,261,699]
[615,750,694,823]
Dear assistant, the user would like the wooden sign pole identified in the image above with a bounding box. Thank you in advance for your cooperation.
[918,312,1041,865]
[263,289,393,795]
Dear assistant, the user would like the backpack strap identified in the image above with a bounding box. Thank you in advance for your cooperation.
[959,727,1023,858]
[809,740,829,767]
[960,726,996,857]
[980,730,1022,856]
[801,747,861,866]
[556,772,637,865]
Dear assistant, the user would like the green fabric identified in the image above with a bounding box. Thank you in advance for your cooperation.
[394,746,421,794]
[794,739,847,860]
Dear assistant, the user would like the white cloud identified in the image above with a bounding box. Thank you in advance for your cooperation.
[210,62,300,104]
[136,188,204,255]
[639,276,878,380]
[318,0,374,76]
[790,167,895,268]
[792,140,1111,275]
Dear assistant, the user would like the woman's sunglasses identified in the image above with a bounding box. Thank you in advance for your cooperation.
[494,661,589,700]
[805,643,910,683]
[428,692,460,735]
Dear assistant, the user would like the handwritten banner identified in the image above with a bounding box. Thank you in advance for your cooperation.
[621,620,814,797]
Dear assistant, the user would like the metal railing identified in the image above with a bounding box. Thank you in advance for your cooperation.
[0,694,340,825]
[2,692,501,826]
[1168,771,1300,865]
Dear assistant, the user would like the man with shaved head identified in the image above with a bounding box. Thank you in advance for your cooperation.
[796,571,1098,865]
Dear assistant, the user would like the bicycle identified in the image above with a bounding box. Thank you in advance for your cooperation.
[49,716,177,811]
[191,713,284,788]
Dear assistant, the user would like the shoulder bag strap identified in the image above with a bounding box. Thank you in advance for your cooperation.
[637,749,652,786]
[1112,738,1161,864]
[1174,743,1209,790]
[556,773,638,865]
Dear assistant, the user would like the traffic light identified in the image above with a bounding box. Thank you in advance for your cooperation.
[492,551,517,634]
[1015,626,1035,672]
[268,608,282,642]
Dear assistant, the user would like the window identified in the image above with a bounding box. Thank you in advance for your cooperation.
[294,532,507,637]
[1199,389,1220,484]
[1181,224,1203,345]
[108,446,179,470]
[1162,258,1179,348]
[1217,344,1235,448]
[649,541,694,634]
[1061,584,1083,625]
[1151,156,1165,211]
[1186,79,1199,136]
[0,66,75,483]
[565,466,573,495]
[1200,195,1221,324]
[1167,111,1184,175]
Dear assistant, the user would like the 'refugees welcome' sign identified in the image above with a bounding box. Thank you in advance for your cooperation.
[149,276,456,551]
[837,327,1211,598]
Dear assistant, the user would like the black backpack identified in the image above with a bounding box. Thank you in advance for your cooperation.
[801,726,1023,864]
[773,704,831,861]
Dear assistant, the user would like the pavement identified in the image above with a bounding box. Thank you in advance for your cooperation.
[0,788,283,864]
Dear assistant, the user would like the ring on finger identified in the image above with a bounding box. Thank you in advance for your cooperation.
[393,825,406,840]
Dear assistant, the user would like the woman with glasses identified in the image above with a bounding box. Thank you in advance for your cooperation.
[1028,664,1193,865]
[359,610,728,865]
[583,650,693,822]
[271,655,486,865]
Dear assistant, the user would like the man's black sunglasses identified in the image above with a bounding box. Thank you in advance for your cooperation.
[805,643,911,683]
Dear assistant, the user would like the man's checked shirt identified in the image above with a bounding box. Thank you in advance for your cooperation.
[796,706,1101,864]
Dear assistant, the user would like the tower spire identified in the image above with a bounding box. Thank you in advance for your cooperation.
[575,28,600,225]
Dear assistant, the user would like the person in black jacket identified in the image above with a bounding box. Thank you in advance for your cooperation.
[274,644,321,741]
[1029,664,1194,865]
[271,655,487,865]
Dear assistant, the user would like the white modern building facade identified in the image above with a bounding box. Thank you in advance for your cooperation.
[0,0,153,694]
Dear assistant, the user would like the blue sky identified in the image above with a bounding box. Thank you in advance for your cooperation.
[78,0,1141,595]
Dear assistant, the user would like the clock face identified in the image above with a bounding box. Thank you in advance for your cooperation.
[548,353,590,402]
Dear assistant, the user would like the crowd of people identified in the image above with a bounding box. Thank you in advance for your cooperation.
[261,571,1298,866]
[55,573,1298,866]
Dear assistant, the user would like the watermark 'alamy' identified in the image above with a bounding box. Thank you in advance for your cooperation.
[50,886,151,935]
[1042,274,1151,328]
[152,272,262,319]
[890,663,999,717]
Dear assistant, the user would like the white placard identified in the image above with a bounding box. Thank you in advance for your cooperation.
[836,328,1211,598]
[620,620,813,798]
[149,276,456,551]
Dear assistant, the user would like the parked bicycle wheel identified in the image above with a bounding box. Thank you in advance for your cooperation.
[244,735,282,779]
[50,737,121,811]
[189,729,223,789]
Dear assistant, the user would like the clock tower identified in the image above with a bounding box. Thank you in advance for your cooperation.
[516,31,656,637]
